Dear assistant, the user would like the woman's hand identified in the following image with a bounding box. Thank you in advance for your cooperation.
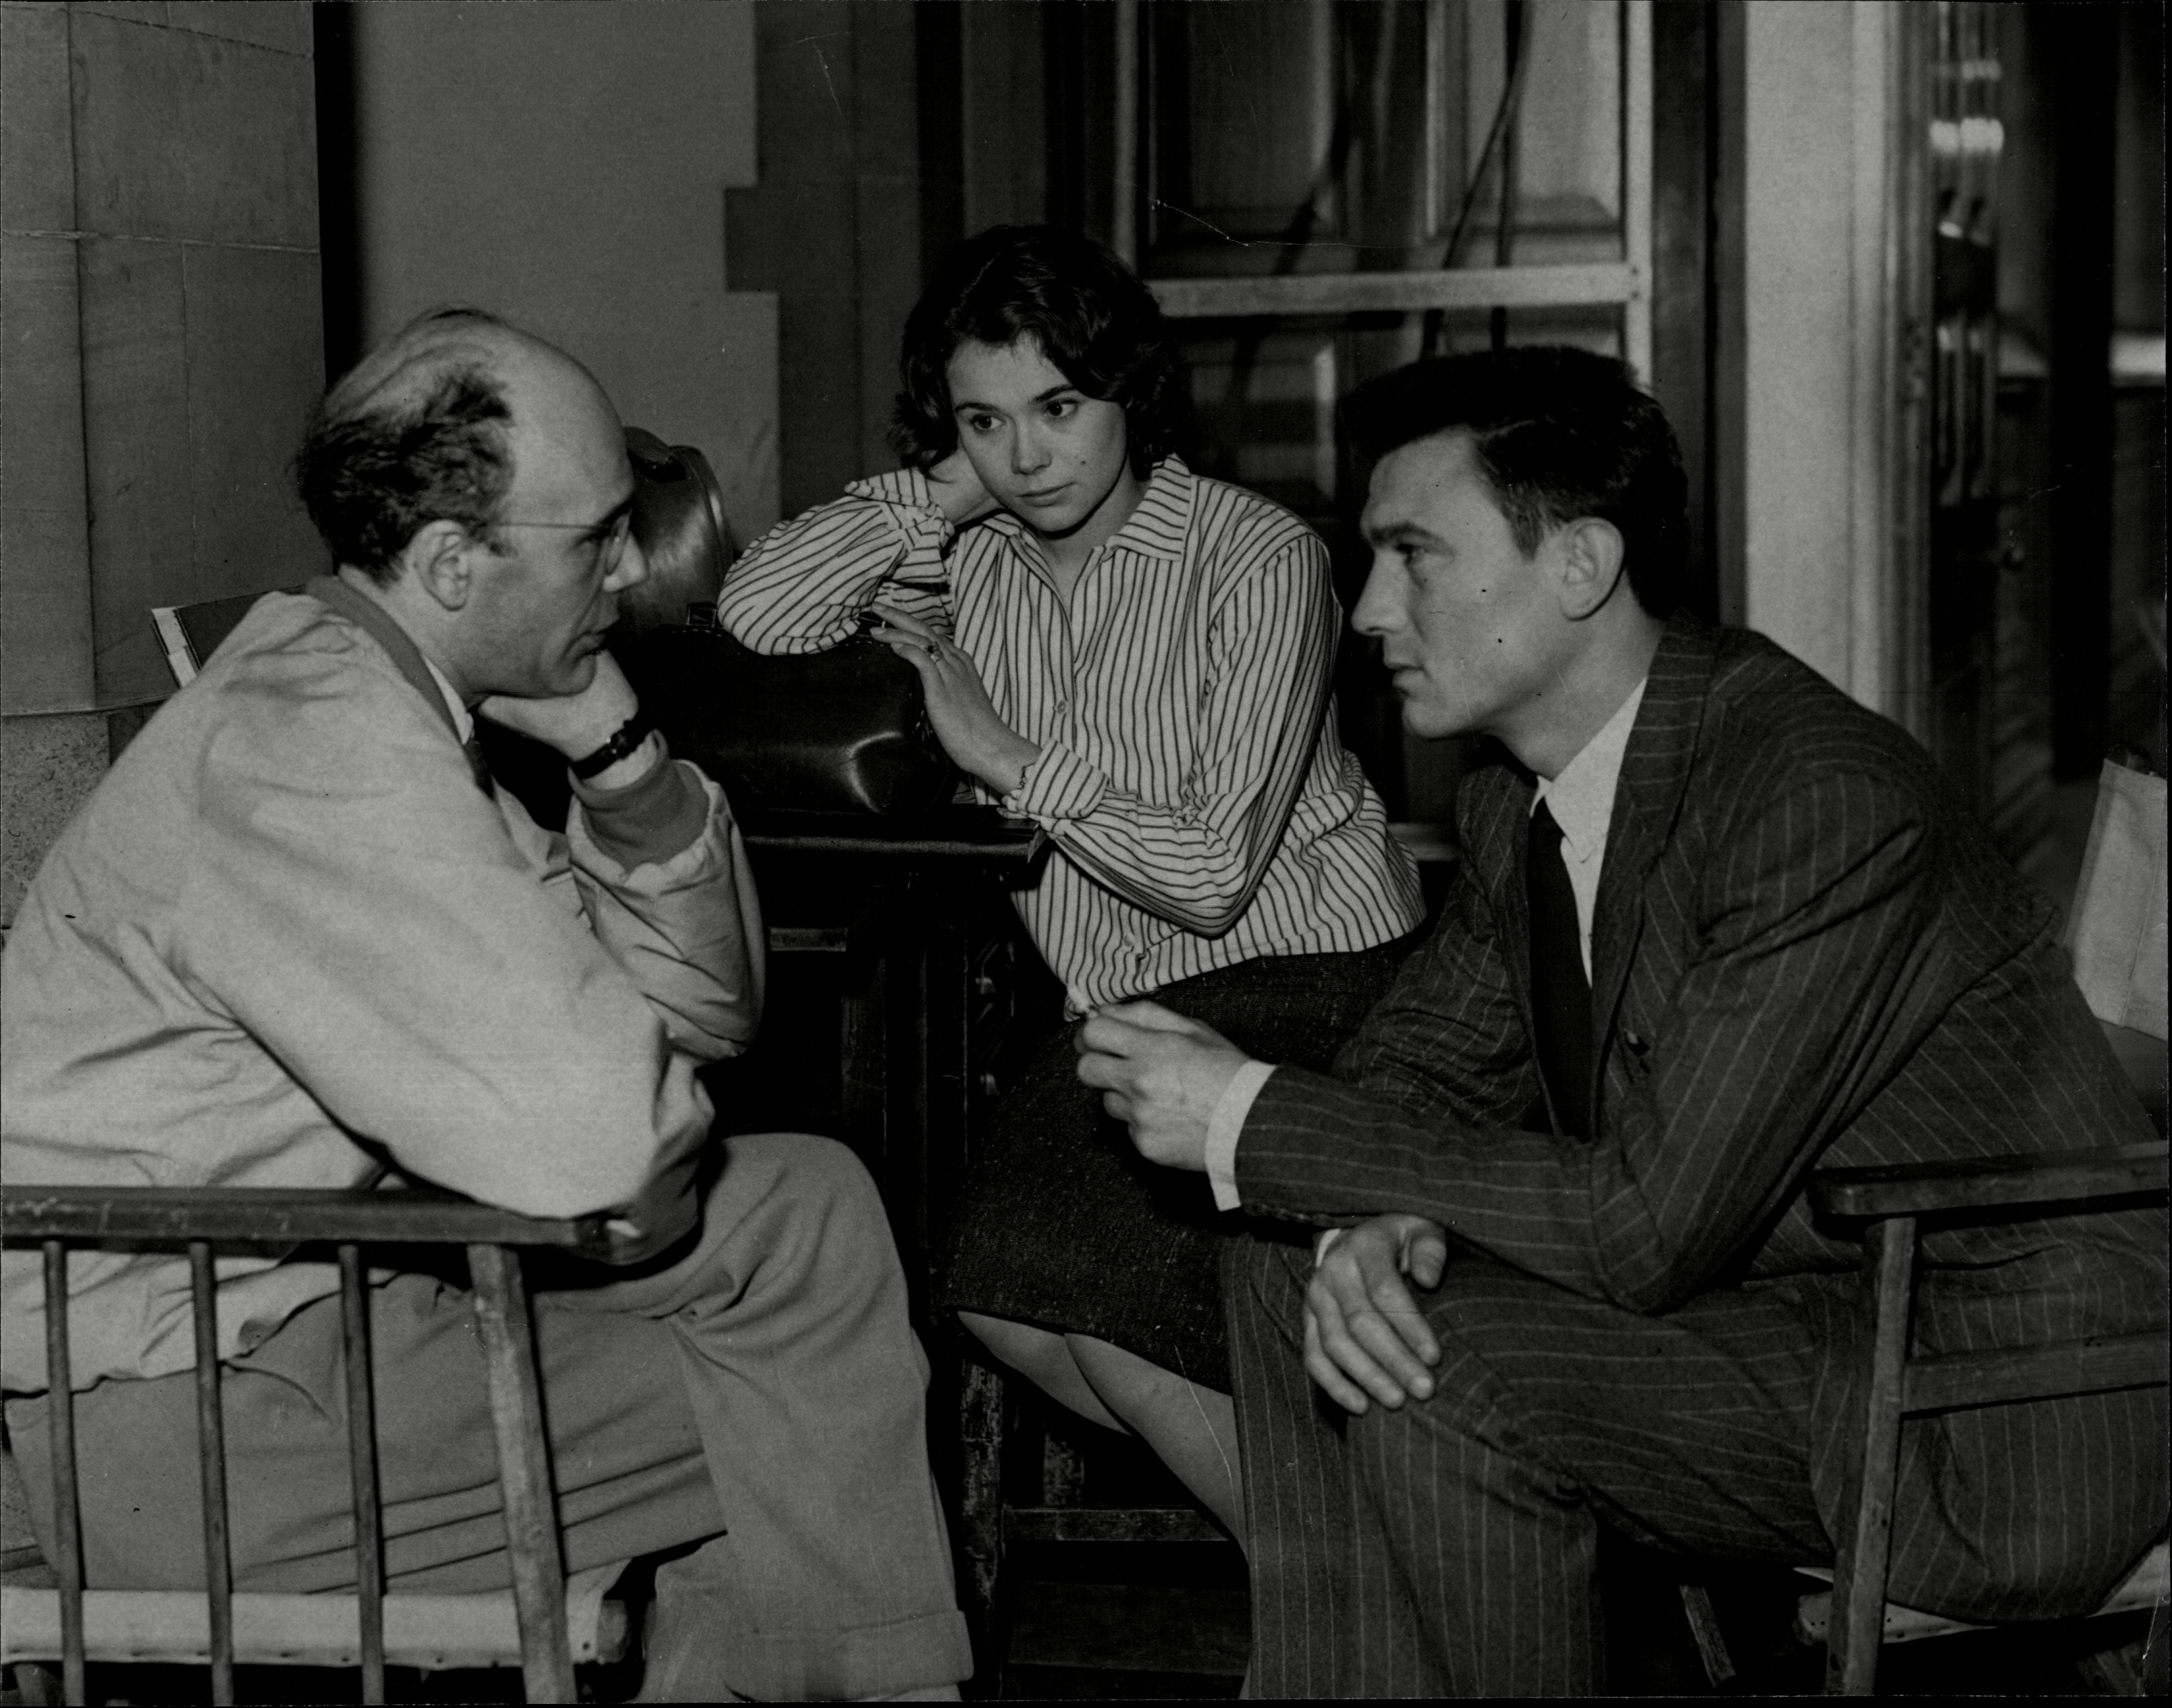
[925,449,1002,528]
[869,603,1039,796]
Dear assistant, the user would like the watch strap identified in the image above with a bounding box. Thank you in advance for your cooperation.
[569,707,658,780]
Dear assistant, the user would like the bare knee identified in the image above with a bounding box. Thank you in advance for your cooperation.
[1065,1333,1230,1413]
[959,1312,1071,1386]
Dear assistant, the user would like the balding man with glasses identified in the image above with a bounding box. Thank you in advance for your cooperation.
[0,309,970,1702]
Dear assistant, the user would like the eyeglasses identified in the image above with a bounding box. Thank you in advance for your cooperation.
[493,506,635,574]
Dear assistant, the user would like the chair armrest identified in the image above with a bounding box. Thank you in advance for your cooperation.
[1811,1141,2169,1220]
[0,1186,618,1259]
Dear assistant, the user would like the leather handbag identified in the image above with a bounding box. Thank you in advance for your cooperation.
[617,429,958,817]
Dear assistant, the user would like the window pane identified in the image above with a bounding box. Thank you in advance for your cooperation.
[1146,0,1627,276]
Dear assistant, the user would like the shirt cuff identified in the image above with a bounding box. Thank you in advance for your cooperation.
[571,746,709,868]
[847,466,933,508]
[1002,740,1108,821]
[847,468,955,541]
[1205,1059,1276,1212]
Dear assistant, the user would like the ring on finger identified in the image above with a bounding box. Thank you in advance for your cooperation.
[924,641,941,659]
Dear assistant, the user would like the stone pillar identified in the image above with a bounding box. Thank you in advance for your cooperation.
[1,1,324,925]
[1729,0,1925,727]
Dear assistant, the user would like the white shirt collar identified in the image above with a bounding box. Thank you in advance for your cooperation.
[422,657,474,744]
[1532,676,1648,863]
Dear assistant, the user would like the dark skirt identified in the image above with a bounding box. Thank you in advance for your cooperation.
[937,938,1413,1393]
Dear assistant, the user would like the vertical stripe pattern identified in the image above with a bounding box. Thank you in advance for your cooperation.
[1225,617,2169,1688]
[719,459,1423,1010]
[1228,1236,1833,1697]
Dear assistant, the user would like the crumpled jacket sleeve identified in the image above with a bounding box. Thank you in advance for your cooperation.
[999,536,1338,935]
[717,469,957,652]
[1234,767,1964,1314]
[178,665,754,1226]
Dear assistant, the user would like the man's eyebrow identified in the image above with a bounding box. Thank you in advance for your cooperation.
[1362,518,1446,548]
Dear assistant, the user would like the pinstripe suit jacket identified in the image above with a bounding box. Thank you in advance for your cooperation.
[1236,617,2166,1545]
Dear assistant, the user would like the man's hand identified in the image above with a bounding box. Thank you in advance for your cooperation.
[1305,1213,1448,1415]
[1074,1001,1249,1172]
[479,650,642,759]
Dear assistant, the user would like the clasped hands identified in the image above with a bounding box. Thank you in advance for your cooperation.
[1076,1003,1448,1416]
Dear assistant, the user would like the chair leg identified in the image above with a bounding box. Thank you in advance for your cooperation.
[1677,1583,1736,1686]
[9,1662,65,1707]
[337,1244,387,1706]
[1828,1214,1917,1695]
[188,1243,236,1708]
[2144,1590,2170,1697]
[38,1244,85,1708]
[468,1243,576,1705]
[958,1360,1006,1657]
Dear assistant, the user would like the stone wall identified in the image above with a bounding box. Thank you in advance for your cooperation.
[1,0,324,925]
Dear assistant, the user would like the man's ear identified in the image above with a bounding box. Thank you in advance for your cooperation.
[1555,517,1627,622]
[401,519,479,612]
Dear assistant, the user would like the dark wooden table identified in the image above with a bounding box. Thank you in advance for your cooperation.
[727,805,1047,1321]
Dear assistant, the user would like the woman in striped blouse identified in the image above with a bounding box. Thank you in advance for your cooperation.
[719,226,1423,1543]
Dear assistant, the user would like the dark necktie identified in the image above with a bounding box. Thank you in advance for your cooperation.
[1527,799,1593,1139]
[463,731,496,798]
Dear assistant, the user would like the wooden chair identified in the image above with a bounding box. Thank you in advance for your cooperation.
[0,1186,629,1706]
[1806,1142,2170,1693]
[1680,758,2171,1693]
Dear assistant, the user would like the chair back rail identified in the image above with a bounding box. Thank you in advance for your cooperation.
[0,1186,609,1707]
[1811,1140,2168,1219]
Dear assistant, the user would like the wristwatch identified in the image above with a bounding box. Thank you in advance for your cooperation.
[569,708,658,780]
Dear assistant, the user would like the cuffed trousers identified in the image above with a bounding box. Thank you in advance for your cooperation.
[7,1134,971,1702]
[1228,1232,2168,1698]
[1227,1235,1831,1697]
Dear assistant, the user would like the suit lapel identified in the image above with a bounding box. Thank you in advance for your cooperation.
[1494,771,1538,1028]
[1588,617,1720,1065]
[1462,747,1542,1085]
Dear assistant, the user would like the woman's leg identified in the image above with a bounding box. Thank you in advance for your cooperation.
[1067,1335,1244,1547]
[956,1313,1246,1548]
[957,1310,1131,1434]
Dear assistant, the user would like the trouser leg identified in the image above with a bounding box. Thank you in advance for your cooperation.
[553,1132,967,1700]
[1227,1235,1831,1698]
[1225,1233,1353,1698]
[8,1133,969,1700]
[5,1269,722,1595]
[1226,1235,1596,1697]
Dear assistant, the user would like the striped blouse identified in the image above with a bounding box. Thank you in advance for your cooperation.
[719,457,1425,1012]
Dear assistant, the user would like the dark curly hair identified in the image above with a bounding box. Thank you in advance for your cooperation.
[1341,346,1690,619]
[294,307,516,584]
[891,225,1183,479]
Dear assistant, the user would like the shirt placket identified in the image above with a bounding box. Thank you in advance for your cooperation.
[1005,533,1076,741]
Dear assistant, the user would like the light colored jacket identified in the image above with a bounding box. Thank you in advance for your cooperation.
[1,590,762,1392]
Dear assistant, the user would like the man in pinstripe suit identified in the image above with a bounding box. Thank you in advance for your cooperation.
[1077,347,2167,1695]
